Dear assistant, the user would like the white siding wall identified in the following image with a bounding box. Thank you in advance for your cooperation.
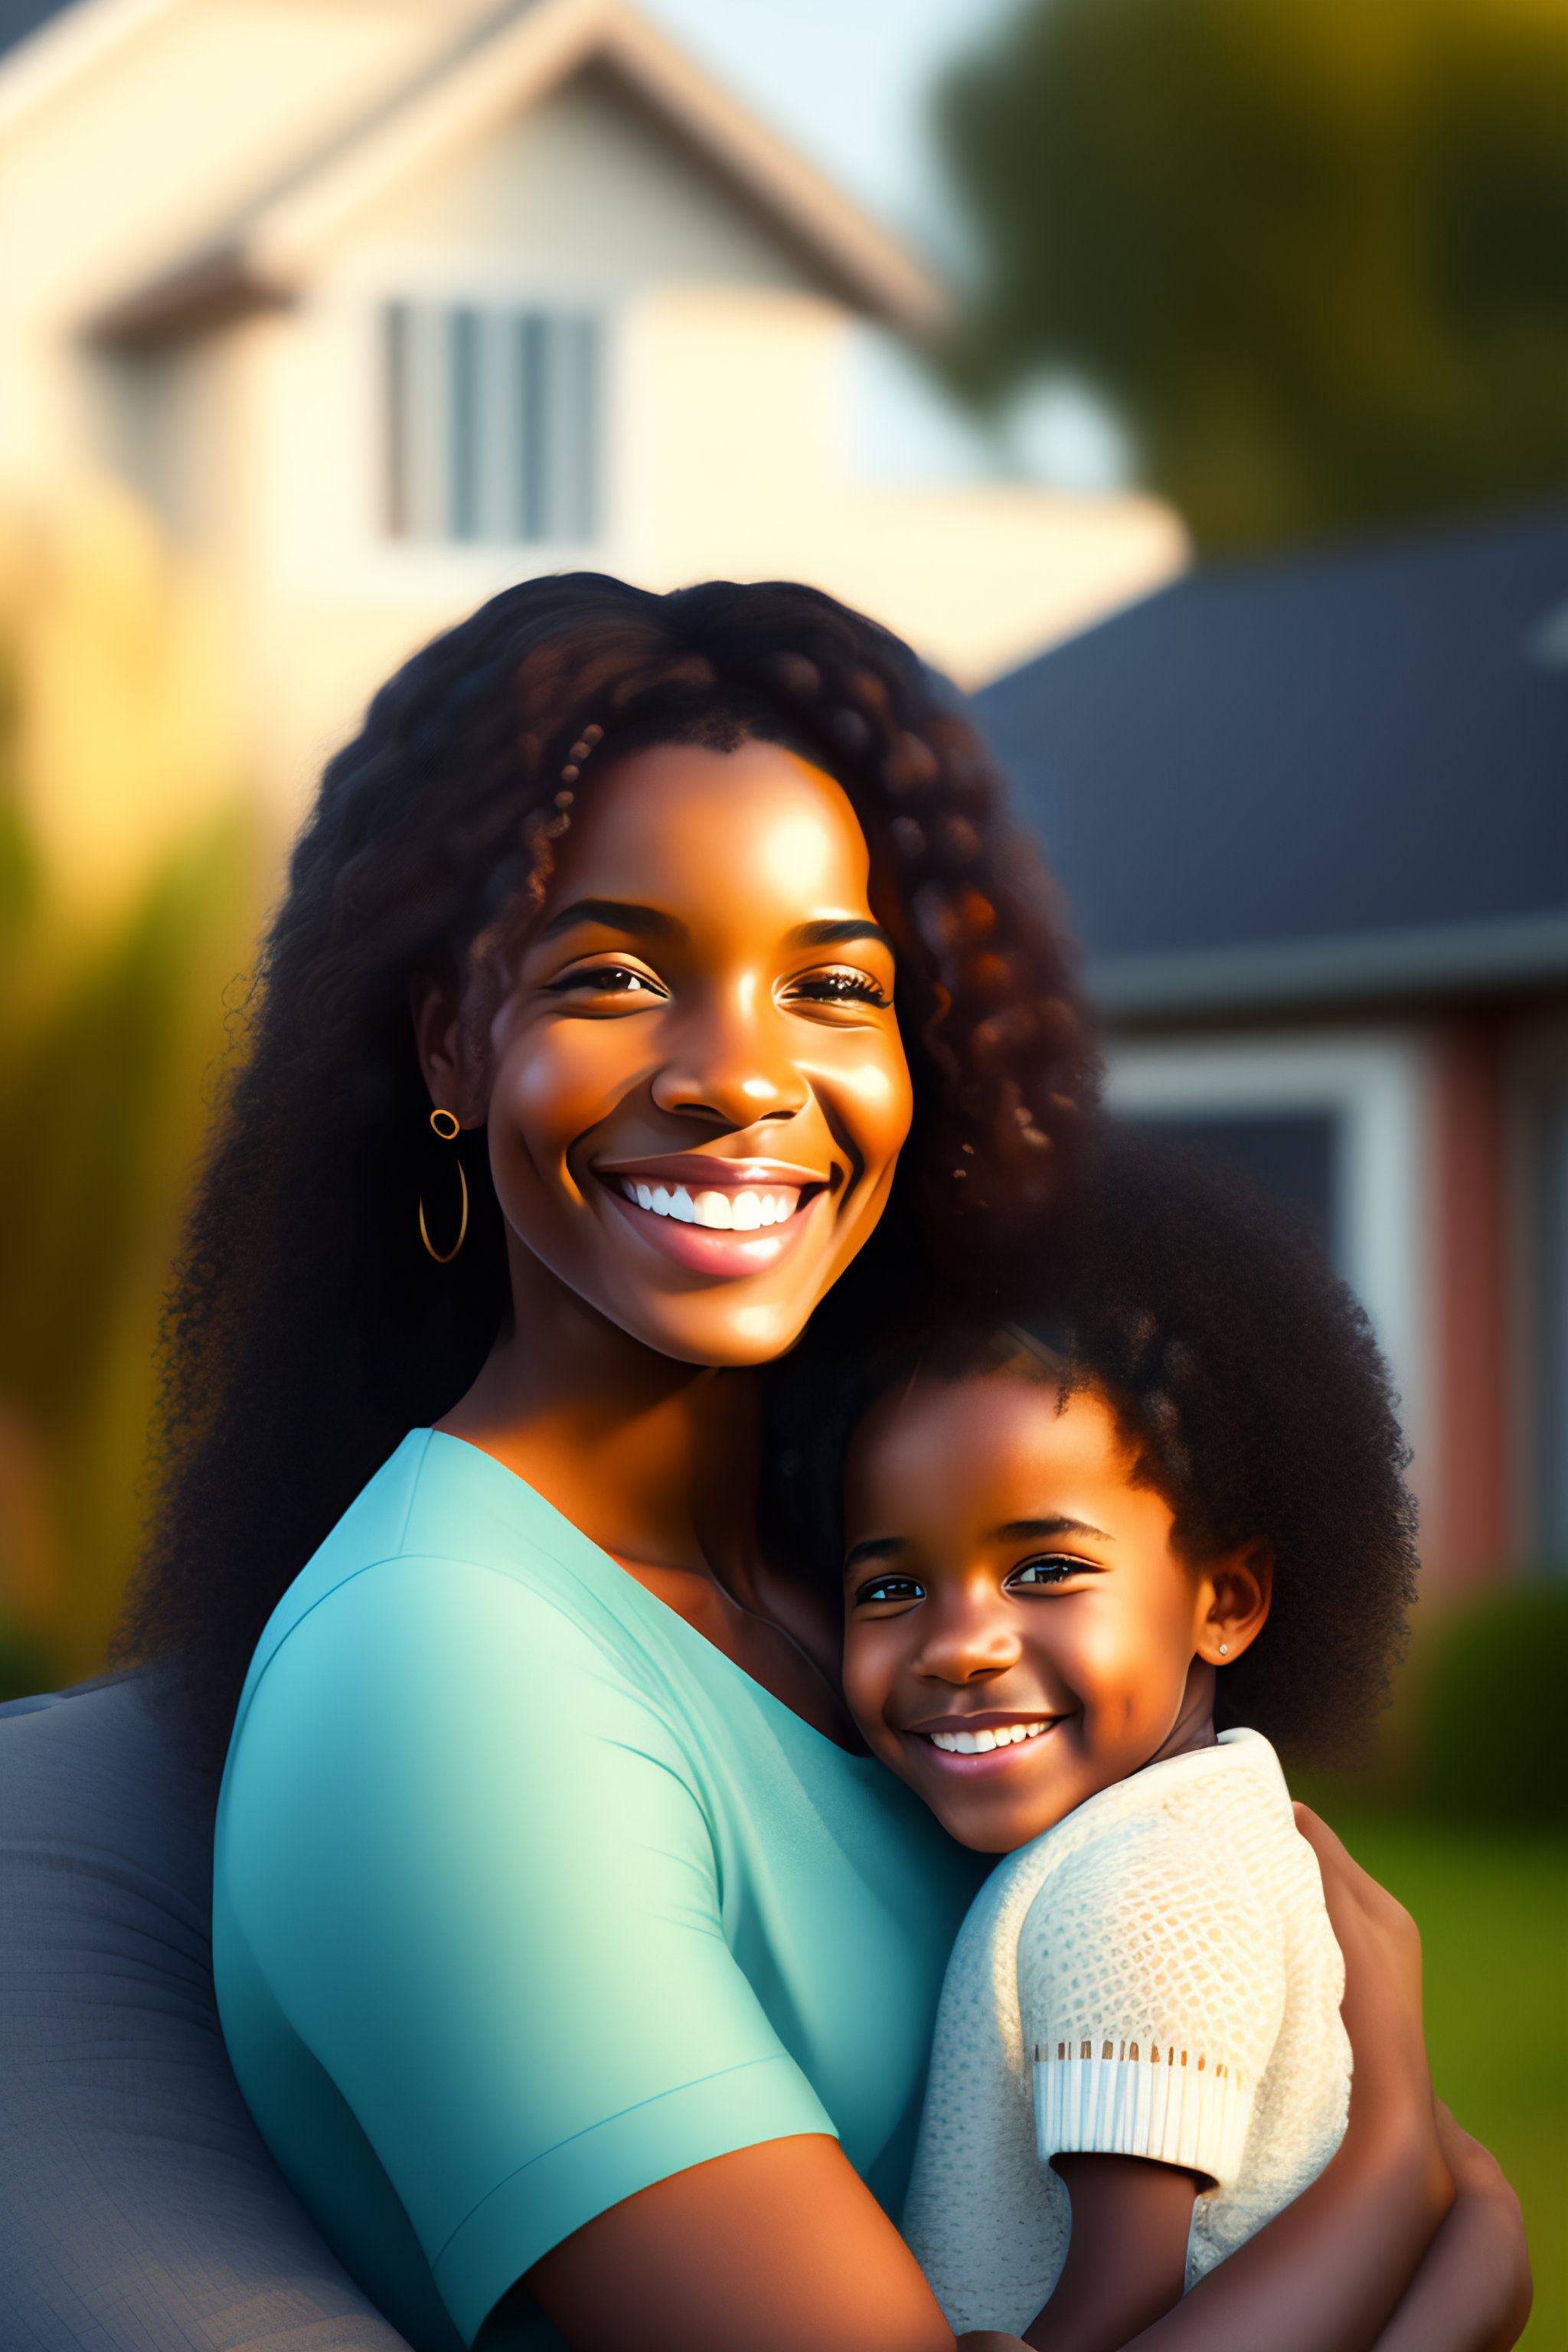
[1105,1031,1436,1507]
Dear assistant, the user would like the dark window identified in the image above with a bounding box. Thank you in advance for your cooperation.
[384,302,599,544]
[1121,1111,1341,1267]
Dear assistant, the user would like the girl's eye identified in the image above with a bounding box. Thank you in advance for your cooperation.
[546,962,665,998]
[1008,1555,1088,1590]
[853,1573,925,1606]
[789,968,890,1008]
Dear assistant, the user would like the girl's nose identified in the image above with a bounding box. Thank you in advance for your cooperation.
[911,1592,1023,1686]
[650,994,809,1129]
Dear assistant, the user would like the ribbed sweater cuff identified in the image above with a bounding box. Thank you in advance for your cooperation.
[1034,2039,1253,2187]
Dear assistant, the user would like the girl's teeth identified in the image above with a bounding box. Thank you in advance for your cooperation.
[928,1720,1050,1755]
[619,1180,801,1228]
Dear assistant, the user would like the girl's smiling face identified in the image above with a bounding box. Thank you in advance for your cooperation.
[435,737,913,1368]
[841,1373,1270,1852]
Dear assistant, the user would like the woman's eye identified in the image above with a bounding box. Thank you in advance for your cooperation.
[789,968,890,1008]
[853,1573,924,1606]
[547,962,664,997]
[1008,1556,1086,1590]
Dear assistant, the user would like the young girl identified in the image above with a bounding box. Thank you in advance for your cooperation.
[835,1132,1422,2352]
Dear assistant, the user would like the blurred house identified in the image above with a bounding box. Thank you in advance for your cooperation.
[977,505,1568,1585]
[0,0,1184,826]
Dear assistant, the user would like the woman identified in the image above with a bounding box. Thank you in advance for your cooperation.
[122,576,1527,2352]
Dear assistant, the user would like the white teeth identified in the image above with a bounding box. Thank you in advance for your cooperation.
[619,1179,802,1227]
[929,1720,1050,1755]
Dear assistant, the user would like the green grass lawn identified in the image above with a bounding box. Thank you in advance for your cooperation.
[1323,1817,1567,2349]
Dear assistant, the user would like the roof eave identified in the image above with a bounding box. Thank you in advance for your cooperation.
[88,247,292,345]
[1089,908,1568,1023]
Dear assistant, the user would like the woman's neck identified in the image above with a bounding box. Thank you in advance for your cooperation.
[436,1243,760,1588]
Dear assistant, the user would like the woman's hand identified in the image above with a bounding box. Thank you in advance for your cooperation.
[1369,2105,1532,2352]
[1292,1804,1449,2211]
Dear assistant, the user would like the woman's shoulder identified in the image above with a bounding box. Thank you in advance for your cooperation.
[227,1429,652,1752]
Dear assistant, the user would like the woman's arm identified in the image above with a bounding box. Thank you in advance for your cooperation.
[521,2135,966,2352]
[513,1818,1524,2352]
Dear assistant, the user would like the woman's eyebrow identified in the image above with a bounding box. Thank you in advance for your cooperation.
[995,1516,1113,1544]
[787,917,895,952]
[843,1534,903,1571]
[538,897,684,943]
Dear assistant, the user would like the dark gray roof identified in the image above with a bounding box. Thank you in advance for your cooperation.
[0,1,72,60]
[975,505,1568,1017]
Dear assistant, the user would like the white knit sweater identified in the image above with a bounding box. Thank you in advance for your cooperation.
[902,1729,1351,2337]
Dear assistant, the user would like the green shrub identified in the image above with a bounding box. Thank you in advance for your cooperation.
[1413,1580,1568,1828]
[0,1614,59,1707]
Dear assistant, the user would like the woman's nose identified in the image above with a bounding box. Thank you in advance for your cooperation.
[649,991,809,1129]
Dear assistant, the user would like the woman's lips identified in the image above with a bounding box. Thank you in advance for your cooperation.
[600,1179,822,1278]
[592,1154,831,1279]
[614,1175,802,1230]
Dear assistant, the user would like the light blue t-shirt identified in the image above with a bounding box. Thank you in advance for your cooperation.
[214,1430,981,2351]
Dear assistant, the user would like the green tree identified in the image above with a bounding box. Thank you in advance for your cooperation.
[939,0,1568,547]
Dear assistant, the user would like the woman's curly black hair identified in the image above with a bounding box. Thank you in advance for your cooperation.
[116,573,1099,1768]
[789,1122,1419,1769]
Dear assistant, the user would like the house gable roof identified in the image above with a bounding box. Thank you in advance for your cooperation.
[85,0,946,344]
[974,505,1568,1018]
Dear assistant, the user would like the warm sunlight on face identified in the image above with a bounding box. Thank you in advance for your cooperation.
[756,812,840,899]
[478,740,914,1369]
[841,1376,1267,1853]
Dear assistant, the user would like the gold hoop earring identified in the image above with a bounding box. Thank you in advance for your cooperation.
[419,1108,469,1263]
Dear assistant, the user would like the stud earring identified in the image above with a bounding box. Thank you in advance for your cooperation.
[1217,1642,1230,1658]
[419,1107,469,1263]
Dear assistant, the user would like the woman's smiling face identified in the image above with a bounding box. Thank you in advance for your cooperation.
[475,737,913,1367]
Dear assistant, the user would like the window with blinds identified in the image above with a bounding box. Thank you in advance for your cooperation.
[384,302,599,544]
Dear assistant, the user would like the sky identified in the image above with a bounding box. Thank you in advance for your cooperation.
[639,0,1009,255]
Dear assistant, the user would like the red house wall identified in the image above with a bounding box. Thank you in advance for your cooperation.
[1428,1015,1510,1581]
